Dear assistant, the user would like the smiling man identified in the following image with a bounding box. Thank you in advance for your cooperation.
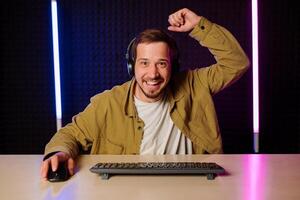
[134,34,172,102]
[41,8,249,180]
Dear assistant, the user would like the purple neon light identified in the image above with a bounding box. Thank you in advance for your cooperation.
[252,0,259,153]
[252,0,259,134]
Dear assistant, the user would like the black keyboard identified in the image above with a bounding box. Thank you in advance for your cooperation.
[90,162,225,180]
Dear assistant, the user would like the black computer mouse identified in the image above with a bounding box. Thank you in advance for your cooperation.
[47,161,70,182]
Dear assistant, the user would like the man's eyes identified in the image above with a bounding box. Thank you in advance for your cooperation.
[157,62,167,67]
[138,61,168,67]
[138,61,148,66]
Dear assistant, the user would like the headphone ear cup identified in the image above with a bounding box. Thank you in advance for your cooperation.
[127,62,133,77]
[126,38,136,77]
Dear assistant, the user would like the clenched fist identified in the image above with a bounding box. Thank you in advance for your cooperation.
[168,8,201,32]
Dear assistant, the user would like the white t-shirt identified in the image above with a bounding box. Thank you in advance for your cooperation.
[134,96,193,155]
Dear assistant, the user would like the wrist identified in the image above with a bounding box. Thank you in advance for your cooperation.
[192,16,202,28]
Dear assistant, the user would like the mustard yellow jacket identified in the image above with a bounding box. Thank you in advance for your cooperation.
[45,17,249,157]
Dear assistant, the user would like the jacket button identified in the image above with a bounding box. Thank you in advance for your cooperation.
[200,25,205,30]
[137,126,142,130]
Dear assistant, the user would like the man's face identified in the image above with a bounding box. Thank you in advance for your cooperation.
[134,42,172,103]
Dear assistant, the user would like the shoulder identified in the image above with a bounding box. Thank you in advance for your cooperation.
[90,80,131,106]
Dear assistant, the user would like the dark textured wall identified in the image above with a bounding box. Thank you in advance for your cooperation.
[1,0,299,154]
[259,1,300,153]
[1,0,56,153]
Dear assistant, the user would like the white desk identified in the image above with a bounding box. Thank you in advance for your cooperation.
[0,154,299,200]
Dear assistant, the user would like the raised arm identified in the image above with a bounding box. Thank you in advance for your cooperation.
[168,8,250,94]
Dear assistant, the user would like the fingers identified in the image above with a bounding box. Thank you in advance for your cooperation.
[168,8,201,32]
[50,154,59,171]
[40,159,50,180]
[40,154,59,180]
[168,10,185,28]
[167,26,184,32]
[40,152,73,180]
[67,158,75,176]
[168,8,192,32]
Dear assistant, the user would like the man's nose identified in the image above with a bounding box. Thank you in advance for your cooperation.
[148,64,159,78]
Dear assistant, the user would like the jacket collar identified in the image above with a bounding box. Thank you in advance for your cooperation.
[123,78,137,117]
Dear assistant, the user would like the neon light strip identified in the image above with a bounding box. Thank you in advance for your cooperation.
[252,0,259,152]
[51,0,62,130]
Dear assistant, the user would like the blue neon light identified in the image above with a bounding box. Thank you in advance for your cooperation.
[51,0,62,129]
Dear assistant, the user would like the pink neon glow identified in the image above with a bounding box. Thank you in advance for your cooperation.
[252,0,259,134]
[243,155,266,200]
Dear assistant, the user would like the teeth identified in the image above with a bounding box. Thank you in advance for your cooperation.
[146,80,159,85]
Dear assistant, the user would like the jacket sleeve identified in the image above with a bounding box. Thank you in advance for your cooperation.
[189,17,250,95]
[44,94,105,158]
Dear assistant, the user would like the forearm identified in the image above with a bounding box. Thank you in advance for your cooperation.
[44,125,81,159]
[189,17,250,94]
[44,97,101,158]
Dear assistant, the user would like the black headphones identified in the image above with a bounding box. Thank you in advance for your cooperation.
[125,37,180,77]
[125,38,136,77]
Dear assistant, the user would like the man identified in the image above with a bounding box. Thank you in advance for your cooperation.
[41,8,249,179]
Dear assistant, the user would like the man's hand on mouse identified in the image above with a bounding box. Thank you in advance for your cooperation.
[40,151,75,180]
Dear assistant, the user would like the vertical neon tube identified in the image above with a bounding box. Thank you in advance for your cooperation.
[252,0,259,152]
[51,0,62,130]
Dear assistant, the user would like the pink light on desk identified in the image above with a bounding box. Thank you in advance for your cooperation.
[243,155,266,200]
[252,0,259,153]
